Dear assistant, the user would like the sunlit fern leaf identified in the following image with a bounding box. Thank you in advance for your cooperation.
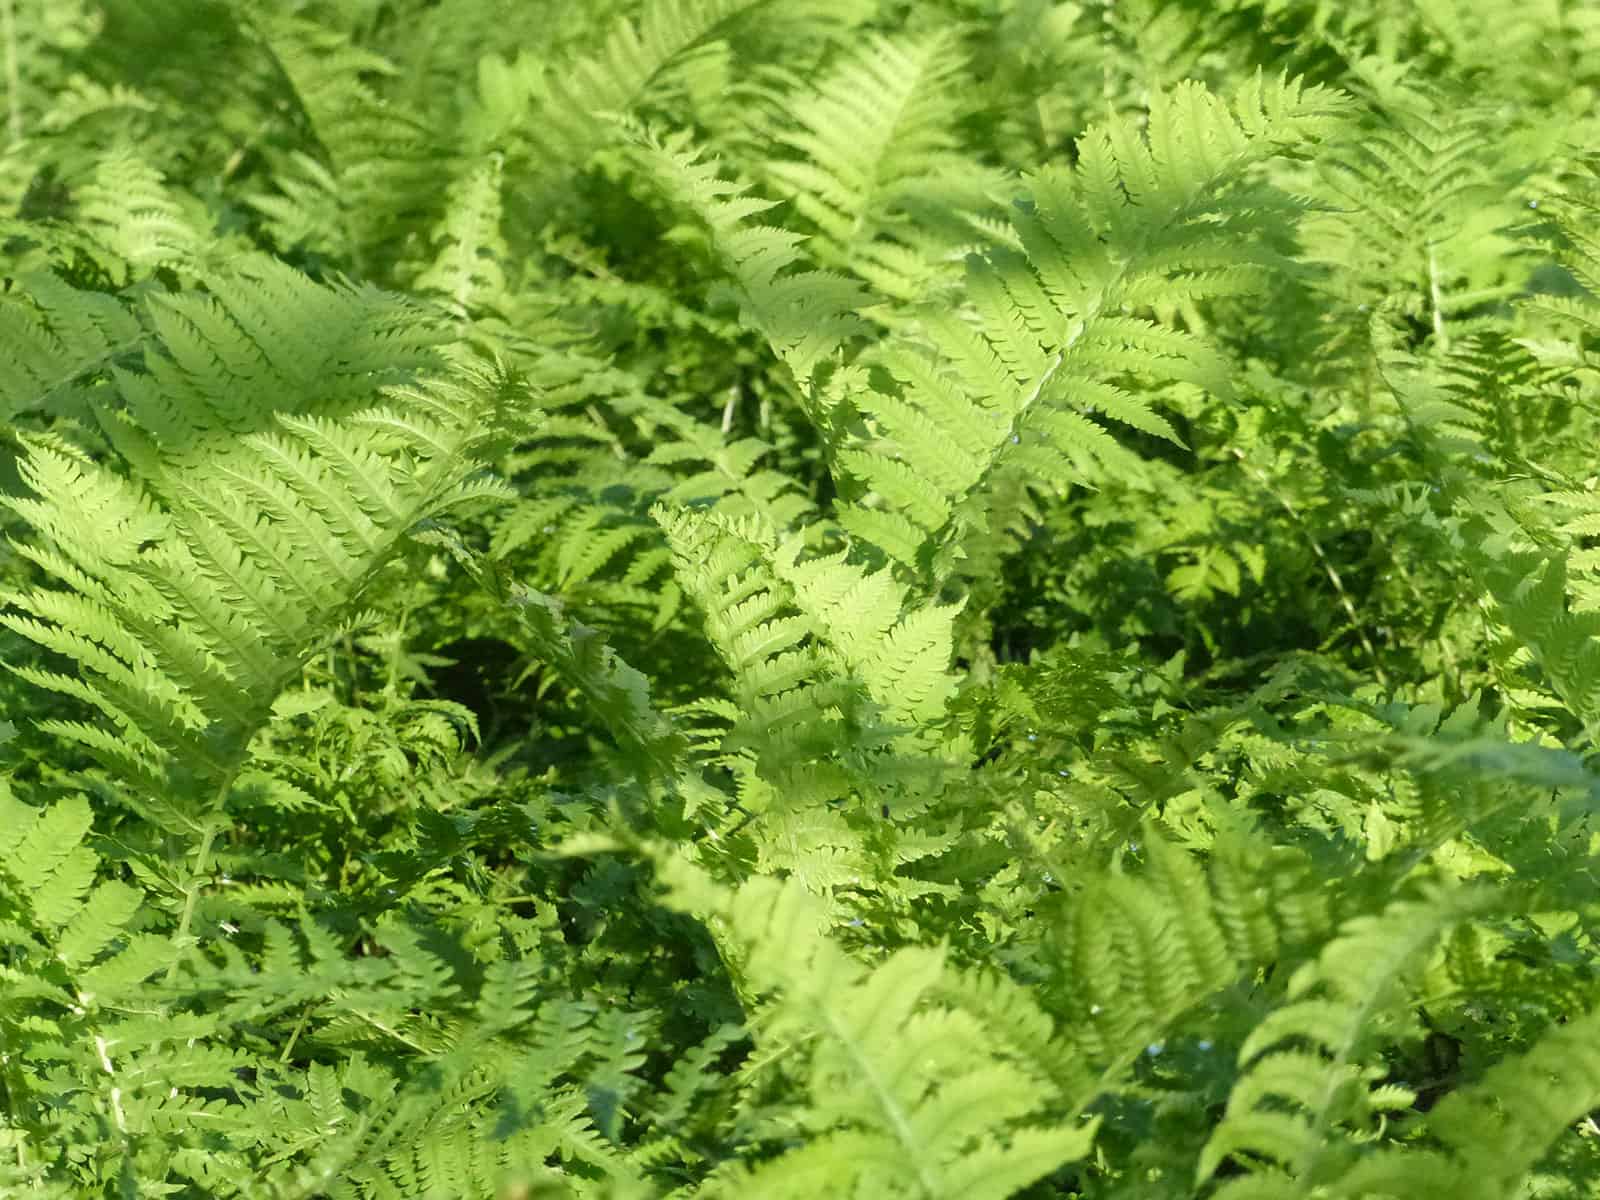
[411,152,511,321]
[836,74,1352,593]
[57,151,213,282]
[1,371,513,808]
[755,29,1003,308]
[103,254,448,468]
[1201,885,1503,1196]
[657,503,960,732]
[629,125,871,393]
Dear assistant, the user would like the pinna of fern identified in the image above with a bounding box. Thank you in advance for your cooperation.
[629,75,1346,603]
[649,850,1100,1200]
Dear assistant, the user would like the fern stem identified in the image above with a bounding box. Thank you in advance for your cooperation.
[279,1003,312,1064]
[167,821,220,981]
[1229,448,1389,689]
[818,1006,944,1198]
[1427,243,1449,352]
[1,0,20,148]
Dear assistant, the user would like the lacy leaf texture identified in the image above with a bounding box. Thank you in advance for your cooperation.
[3,1,1600,1197]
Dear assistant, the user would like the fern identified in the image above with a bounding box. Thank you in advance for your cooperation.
[655,504,961,742]
[0,271,142,426]
[753,29,1000,307]
[656,853,1100,1199]
[632,125,871,394]
[2,354,511,809]
[248,10,440,265]
[0,254,447,459]
[8,2,1600,1195]
[1200,885,1501,1196]
[1328,1001,1600,1198]
[833,74,1353,591]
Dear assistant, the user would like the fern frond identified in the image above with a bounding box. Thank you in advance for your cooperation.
[70,150,211,280]
[524,0,769,166]
[1328,1002,1600,1199]
[756,30,1000,306]
[108,254,448,467]
[631,125,870,392]
[1041,826,1337,1111]
[411,152,511,320]
[1302,78,1531,365]
[248,11,439,260]
[1201,884,1502,1195]
[657,856,1099,1198]
[1479,555,1600,734]
[2,367,511,803]
[656,504,960,732]
[838,74,1352,588]
[0,271,143,424]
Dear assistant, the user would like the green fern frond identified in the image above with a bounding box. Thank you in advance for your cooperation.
[464,0,774,233]
[249,11,439,260]
[1302,77,1532,363]
[72,150,211,279]
[656,856,1099,1198]
[0,783,173,1137]
[0,255,447,467]
[411,153,511,320]
[756,29,1000,305]
[2,368,512,803]
[1328,1002,1600,1199]
[413,519,685,785]
[837,74,1352,588]
[0,271,143,425]
[524,0,768,165]
[1478,554,1600,734]
[1039,826,1337,1117]
[656,503,960,732]
[1200,884,1502,1195]
[631,125,870,392]
[1519,156,1600,378]
[646,405,815,527]
[108,255,448,466]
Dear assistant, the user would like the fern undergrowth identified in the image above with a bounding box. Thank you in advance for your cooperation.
[3,0,1600,1196]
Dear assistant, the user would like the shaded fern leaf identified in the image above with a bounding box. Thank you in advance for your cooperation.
[0,270,143,426]
[755,29,1002,307]
[1328,1002,1600,1199]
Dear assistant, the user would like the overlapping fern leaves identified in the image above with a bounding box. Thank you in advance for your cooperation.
[1,280,510,806]
[6,0,1600,1197]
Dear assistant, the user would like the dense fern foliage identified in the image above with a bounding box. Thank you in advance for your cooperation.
[3,0,1600,1196]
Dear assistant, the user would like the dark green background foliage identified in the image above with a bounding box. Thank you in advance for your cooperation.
[4,0,1600,1195]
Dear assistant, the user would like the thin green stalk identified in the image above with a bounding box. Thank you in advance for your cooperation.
[1230,447,1390,690]
[1427,243,1449,352]
[2,0,21,148]
[166,821,221,981]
